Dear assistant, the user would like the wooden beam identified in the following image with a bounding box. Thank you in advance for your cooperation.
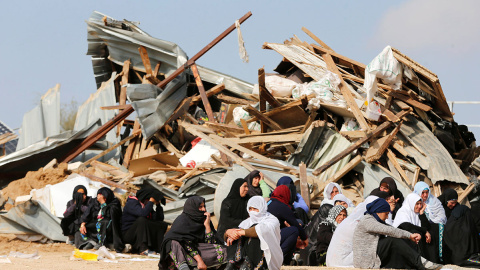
[117,59,131,137]
[299,162,310,209]
[79,172,129,190]
[244,105,282,130]
[138,46,153,75]
[190,83,225,106]
[191,64,215,122]
[365,122,402,163]
[386,149,411,186]
[390,92,432,111]
[216,94,254,105]
[240,119,251,135]
[322,53,370,131]
[123,120,140,168]
[259,68,281,108]
[101,104,131,110]
[312,121,392,176]
[84,130,141,166]
[458,182,475,203]
[155,132,183,158]
[245,94,315,124]
[301,27,334,51]
[153,62,161,77]
[301,111,317,133]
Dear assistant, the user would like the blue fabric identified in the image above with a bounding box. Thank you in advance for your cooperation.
[277,176,293,186]
[293,193,309,212]
[365,198,390,223]
[280,226,299,264]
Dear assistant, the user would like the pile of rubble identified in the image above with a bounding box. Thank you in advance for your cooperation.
[0,11,479,240]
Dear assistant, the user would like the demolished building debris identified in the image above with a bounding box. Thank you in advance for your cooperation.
[1,11,479,243]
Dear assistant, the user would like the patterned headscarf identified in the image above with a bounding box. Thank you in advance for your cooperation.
[319,205,346,231]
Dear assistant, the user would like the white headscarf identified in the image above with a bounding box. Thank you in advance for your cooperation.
[413,182,447,224]
[238,196,282,270]
[326,195,379,267]
[332,194,355,208]
[393,193,421,227]
[321,183,342,206]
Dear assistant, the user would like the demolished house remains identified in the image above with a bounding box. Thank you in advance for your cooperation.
[0,10,479,241]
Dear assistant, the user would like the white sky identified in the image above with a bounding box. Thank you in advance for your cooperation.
[1,0,479,138]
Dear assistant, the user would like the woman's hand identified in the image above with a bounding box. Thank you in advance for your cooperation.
[419,201,427,215]
[194,255,207,270]
[425,231,431,244]
[225,229,241,241]
[409,233,421,244]
[204,212,211,233]
[149,197,158,204]
[284,221,291,227]
[80,223,87,235]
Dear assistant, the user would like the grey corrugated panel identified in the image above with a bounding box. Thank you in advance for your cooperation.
[1,200,64,241]
[0,214,37,235]
[400,115,468,185]
[195,65,253,94]
[16,84,60,151]
[72,73,120,163]
[0,121,19,155]
[264,43,327,81]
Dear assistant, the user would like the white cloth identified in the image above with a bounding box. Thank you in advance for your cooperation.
[239,196,282,270]
[332,194,355,208]
[326,195,378,267]
[413,182,447,224]
[321,183,342,206]
[393,193,422,228]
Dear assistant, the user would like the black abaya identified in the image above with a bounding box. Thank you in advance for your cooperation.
[377,236,424,269]
[217,178,249,241]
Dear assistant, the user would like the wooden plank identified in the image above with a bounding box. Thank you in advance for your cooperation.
[138,46,153,75]
[301,27,334,51]
[259,68,281,108]
[101,104,131,110]
[155,132,183,158]
[392,140,409,157]
[122,120,140,168]
[390,92,432,111]
[180,121,276,187]
[153,61,161,77]
[458,182,475,203]
[385,95,393,110]
[80,173,129,190]
[244,105,282,130]
[299,162,310,209]
[191,64,215,122]
[322,53,370,131]
[228,133,303,144]
[386,149,411,185]
[312,155,363,200]
[245,94,315,124]
[189,83,225,106]
[312,121,392,176]
[240,119,251,135]
[301,111,317,134]
[117,59,131,136]
[339,130,367,139]
[365,122,402,163]
[412,167,420,187]
[216,94,255,105]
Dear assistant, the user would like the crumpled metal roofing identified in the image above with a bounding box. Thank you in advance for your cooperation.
[400,115,468,185]
[16,84,60,151]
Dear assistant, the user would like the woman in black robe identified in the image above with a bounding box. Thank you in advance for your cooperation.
[440,189,480,267]
[159,196,227,270]
[77,187,124,252]
[61,185,93,243]
[122,187,168,254]
[217,178,250,243]
[315,205,347,265]
[371,177,404,218]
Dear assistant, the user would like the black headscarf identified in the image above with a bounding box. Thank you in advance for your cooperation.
[443,205,480,264]
[217,178,249,240]
[277,176,298,205]
[73,185,87,197]
[244,170,262,196]
[438,188,458,219]
[379,177,404,217]
[160,196,215,264]
[136,187,166,205]
[72,185,88,217]
[369,189,392,199]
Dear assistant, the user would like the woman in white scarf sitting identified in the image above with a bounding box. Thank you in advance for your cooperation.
[223,196,282,270]
[413,182,446,263]
[393,193,440,263]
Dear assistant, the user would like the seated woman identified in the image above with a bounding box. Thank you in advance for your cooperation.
[353,198,441,270]
[217,178,250,243]
[315,205,347,266]
[276,176,309,225]
[244,170,270,198]
[267,185,308,265]
[440,189,480,266]
[159,196,226,270]
[332,194,355,208]
[320,183,342,206]
[299,202,332,265]
[393,193,438,263]
[78,187,124,252]
[122,187,168,255]
[223,196,282,270]
[61,185,93,244]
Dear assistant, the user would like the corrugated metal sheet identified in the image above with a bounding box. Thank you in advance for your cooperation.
[400,115,468,185]
[264,43,328,81]
[16,84,60,151]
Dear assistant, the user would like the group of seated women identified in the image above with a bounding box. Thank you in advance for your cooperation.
[62,172,480,270]
[61,185,168,255]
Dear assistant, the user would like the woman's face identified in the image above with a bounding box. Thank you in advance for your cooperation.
[239,182,249,197]
[379,183,390,193]
[414,200,422,213]
[199,202,206,212]
[335,210,347,224]
[335,201,348,208]
[77,188,87,202]
[97,193,106,204]
[447,200,457,209]
[421,190,429,202]
[376,212,389,221]
[248,206,259,213]
[330,186,339,199]
[252,176,260,187]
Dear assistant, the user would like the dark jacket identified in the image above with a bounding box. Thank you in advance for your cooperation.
[121,197,164,231]
[267,198,307,240]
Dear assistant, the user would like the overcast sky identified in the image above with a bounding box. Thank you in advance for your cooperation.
[1,0,479,138]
